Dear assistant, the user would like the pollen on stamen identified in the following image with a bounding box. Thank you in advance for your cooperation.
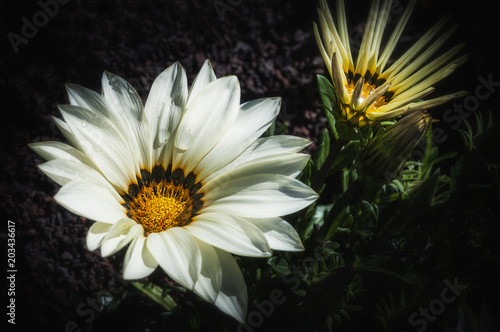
[342,76,392,126]
[123,167,205,236]
[128,185,188,235]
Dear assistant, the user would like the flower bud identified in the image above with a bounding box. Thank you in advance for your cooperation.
[357,111,433,182]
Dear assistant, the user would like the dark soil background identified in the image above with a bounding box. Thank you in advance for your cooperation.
[1,0,499,331]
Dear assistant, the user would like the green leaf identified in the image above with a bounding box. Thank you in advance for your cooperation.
[317,74,337,112]
[131,281,178,311]
[315,129,331,171]
[303,203,332,239]
[336,121,360,141]
[268,256,292,275]
[330,141,360,174]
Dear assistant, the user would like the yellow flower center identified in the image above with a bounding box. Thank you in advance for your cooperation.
[128,185,188,234]
[341,72,393,127]
[123,166,204,236]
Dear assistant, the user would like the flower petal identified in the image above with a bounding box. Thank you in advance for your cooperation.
[52,116,84,151]
[59,104,136,191]
[247,217,304,252]
[202,153,310,193]
[195,97,281,181]
[143,62,188,151]
[65,83,111,117]
[173,76,240,173]
[55,180,126,224]
[102,71,152,170]
[192,239,222,303]
[203,174,318,218]
[214,248,247,323]
[123,229,158,280]
[29,141,94,165]
[86,222,113,251]
[217,135,311,174]
[146,227,201,290]
[185,212,271,257]
[38,159,122,202]
[187,59,217,107]
[101,220,141,257]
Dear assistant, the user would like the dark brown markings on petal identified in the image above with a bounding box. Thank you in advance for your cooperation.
[183,172,196,191]
[172,168,185,186]
[190,182,202,196]
[192,192,204,202]
[127,183,141,198]
[140,169,151,187]
[192,200,204,214]
[383,90,395,101]
[364,70,373,83]
[353,73,362,85]
[152,165,165,183]
[374,77,387,88]
[164,164,173,183]
[122,201,131,210]
[347,71,354,82]
[136,174,144,189]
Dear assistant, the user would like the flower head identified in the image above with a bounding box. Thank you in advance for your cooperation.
[314,0,467,127]
[30,60,317,322]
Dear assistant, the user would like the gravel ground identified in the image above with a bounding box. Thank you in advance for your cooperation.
[1,0,499,331]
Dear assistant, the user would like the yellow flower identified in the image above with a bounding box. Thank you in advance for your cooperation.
[314,0,467,127]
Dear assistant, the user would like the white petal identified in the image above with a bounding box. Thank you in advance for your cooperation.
[29,141,94,165]
[101,220,141,257]
[55,180,126,224]
[214,249,247,323]
[214,135,311,176]
[203,174,318,218]
[185,212,271,257]
[38,159,122,202]
[146,227,201,290]
[52,116,83,151]
[86,222,113,251]
[143,62,188,151]
[102,71,144,122]
[123,229,158,280]
[59,104,136,191]
[187,59,217,107]
[173,76,240,173]
[195,97,281,181]
[102,71,152,170]
[202,153,310,193]
[192,239,222,303]
[65,83,111,117]
[247,217,304,252]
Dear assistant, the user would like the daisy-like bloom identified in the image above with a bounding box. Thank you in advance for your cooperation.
[29,60,317,322]
[314,0,467,127]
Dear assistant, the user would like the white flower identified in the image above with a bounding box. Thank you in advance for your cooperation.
[314,0,467,127]
[30,60,317,322]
